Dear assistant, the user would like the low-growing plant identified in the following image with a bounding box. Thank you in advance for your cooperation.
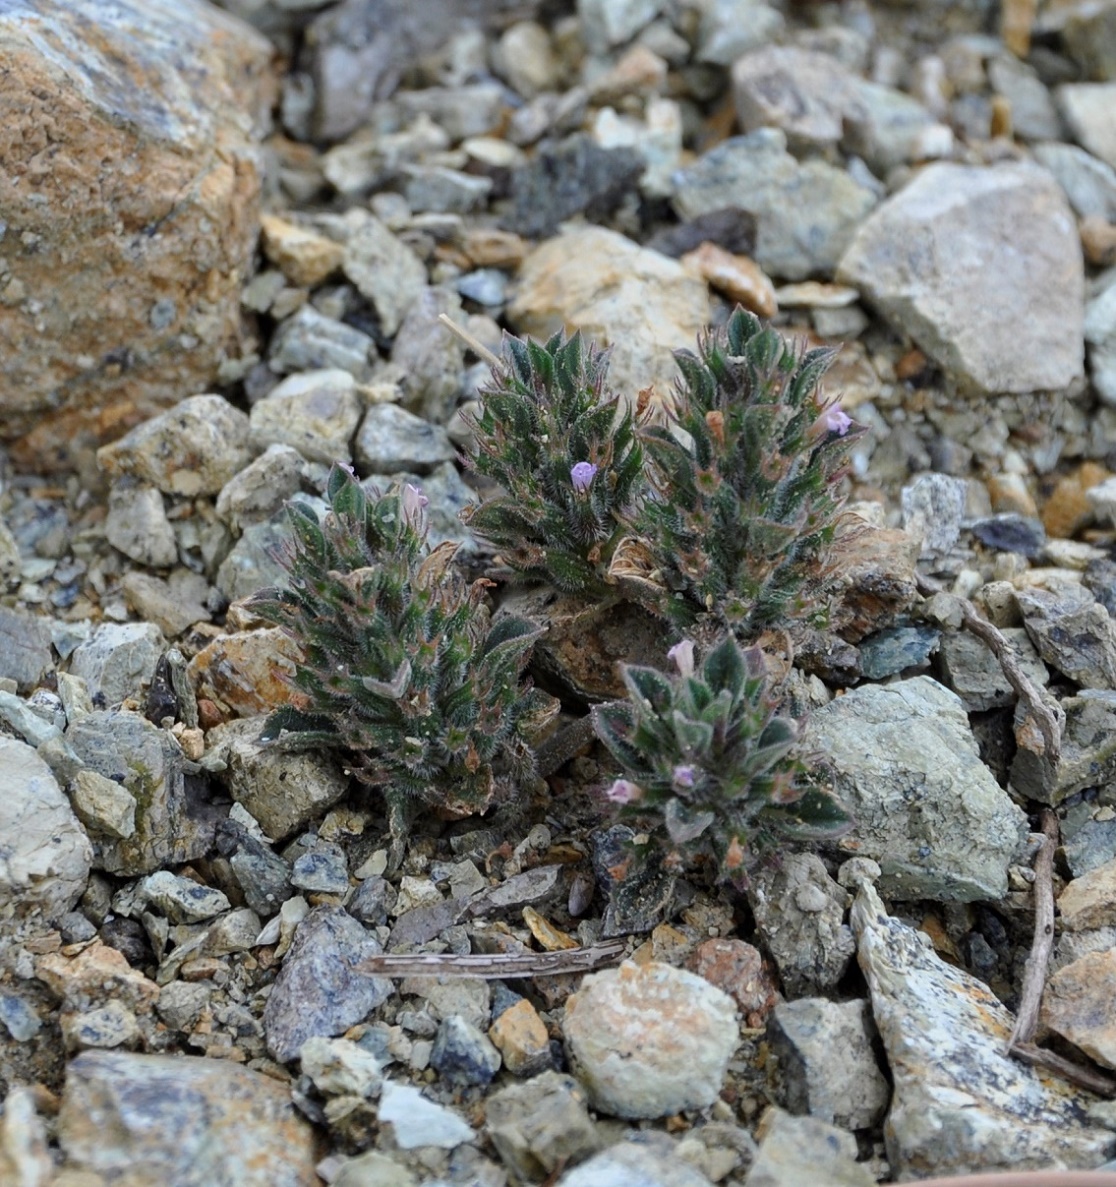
[246,466,557,842]
[590,635,853,883]
[460,329,645,595]
[627,308,865,640]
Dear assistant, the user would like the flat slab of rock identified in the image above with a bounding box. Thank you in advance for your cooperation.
[853,881,1115,1177]
[1,0,272,473]
[1042,949,1116,1069]
[809,676,1028,901]
[57,1050,319,1186]
[507,225,710,402]
[838,162,1083,394]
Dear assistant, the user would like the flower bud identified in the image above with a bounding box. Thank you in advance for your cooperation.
[606,778,642,805]
[667,639,695,679]
[570,461,598,493]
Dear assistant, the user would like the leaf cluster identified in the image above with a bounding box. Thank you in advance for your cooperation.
[247,467,553,825]
[461,330,645,594]
[591,635,852,881]
[632,308,866,638]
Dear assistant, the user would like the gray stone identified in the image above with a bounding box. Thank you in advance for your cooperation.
[155,981,210,1032]
[0,606,53,689]
[970,513,1046,556]
[485,1071,602,1181]
[395,82,508,143]
[121,569,211,639]
[341,211,427,338]
[69,768,137,840]
[842,80,951,175]
[1086,275,1116,405]
[493,21,560,99]
[1058,83,1116,169]
[377,1081,475,1149]
[578,0,661,52]
[57,1050,319,1186]
[837,162,1084,394]
[750,854,855,997]
[852,880,1116,1177]
[208,716,348,842]
[62,1000,140,1053]
[214,516,294,602]
[430,1014,502,1086]
[857,625,940,680]
[558,1138,716,1187]
[766,998,889,1130]
[1033,142,1116,221]
[322,116,450,198]
[67,709,215,877]
[809,677,1029,901]
[348,875,396,925]
[69,621,166,708]
[97,395,255,498]
[562,960,739,1120]
[506,133,645,239]
[1062,4,1116,82]
[333,1150,417,1187]
[1017,580,1116,688]
[139,870,231,924]
[695,0,783,65]
[290,846,350,895]
[250,368,362,464]
[0,991,42,1042]
[672,130,878,281]
[0,688,64,749]
[299,1035,384,1098]
[390,289,467,425]
[508,225,710,401]
[105,482,178,568]
[1012,691,1116,805]
[216,444,305,531]
[268,304,377,380]
[988,56,1063,141]
[400,975,490,1031]
[456,268,509,308]
[938,626,1048,712]
[264,904,392,1062]
[745,1107,875,1187]
[732,46,859,151]
[399,164,492,214]
[0,736,92,922]
[901,473,968,559]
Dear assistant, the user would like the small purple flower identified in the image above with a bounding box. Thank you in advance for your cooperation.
[606,778,642,805]
[672,764,696,791]
[819,405,852,437]
[667,639,695,679]
[570,461,598,493]
[401,483,429,528]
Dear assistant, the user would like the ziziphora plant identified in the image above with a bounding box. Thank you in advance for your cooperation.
[460,329,646,595]
[246,466,556,843]
[628,308,865,640]
[590,636,852,883]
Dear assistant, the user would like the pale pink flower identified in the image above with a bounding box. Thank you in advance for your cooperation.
[606,778,642,805]
[401,483,428,528]
[667,639,695,679]
[818,405,852,437]
[672,764,696,791]
[570,461,598,493]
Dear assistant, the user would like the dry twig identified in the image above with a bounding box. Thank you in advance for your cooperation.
[438,311,502,369]
[916,573,1062,765]
[354,936,628,979]
[1009,1041,1116,1098]
[1007,808,1059,1052]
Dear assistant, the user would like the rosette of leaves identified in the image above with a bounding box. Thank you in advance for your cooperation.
[629,308,865,639]
[246,466,554,838]
[590,637,852,882]
[461,329,645,595]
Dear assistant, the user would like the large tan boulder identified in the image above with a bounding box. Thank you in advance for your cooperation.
[0,0,274,474]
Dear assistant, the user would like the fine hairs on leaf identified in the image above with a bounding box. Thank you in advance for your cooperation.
[460,328,646,595]
[591,635,853,883]
[245,467,556,841]
[627,307,866,641]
